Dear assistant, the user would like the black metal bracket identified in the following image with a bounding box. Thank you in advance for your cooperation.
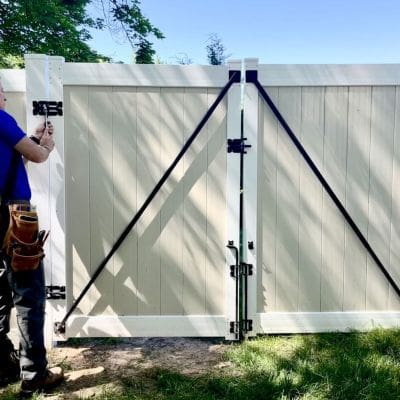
[32,101,63,116]
[230,321,239,334]
[229,70,241,83]
[243,319,253,332]
[245,70,258,83]
[46,285,66,300]
[54,322,65,334]
[230,263,253,278]
[227,240,239,267]
[227,138,251,154]
[230,319,253,334]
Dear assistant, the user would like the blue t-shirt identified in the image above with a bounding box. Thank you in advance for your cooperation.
[0,109,31,201]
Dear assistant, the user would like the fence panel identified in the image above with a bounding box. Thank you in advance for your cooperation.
[255,64,400,333]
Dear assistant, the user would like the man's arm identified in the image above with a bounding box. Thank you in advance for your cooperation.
[14,128,55,163]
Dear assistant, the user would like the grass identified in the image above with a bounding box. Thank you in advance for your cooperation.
[1,328,399,399]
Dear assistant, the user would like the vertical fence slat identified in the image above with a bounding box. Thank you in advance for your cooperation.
[260,87,279,313]
[366,87,396,310]
[298,87,324,311]
[159,88,185,315]
[137,88,162,315]
[205,91,227,315]
[275,87,301,312]
[182,88,208,315]
[343,87,371,311]
[65,86,91,315]
[88,87,114,315]
[112,87,138,315]
[321,87,349,311]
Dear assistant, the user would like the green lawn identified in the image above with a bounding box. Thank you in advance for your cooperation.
[1,328,399,400]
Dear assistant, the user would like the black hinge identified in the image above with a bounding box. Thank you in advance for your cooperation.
[230,321,239,335]
[230,319,253,334]
[230,263,253,278]
[244,319,253,332]
[227,138,251,154]
[46,285,66,300]
[33,101,63,116]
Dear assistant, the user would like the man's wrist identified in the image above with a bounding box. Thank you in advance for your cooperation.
[30,135,41,144]
[40,144,51,152]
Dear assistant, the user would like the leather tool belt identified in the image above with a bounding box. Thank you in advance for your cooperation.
[1,203,49,272]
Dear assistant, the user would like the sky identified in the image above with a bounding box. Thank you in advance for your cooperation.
[88,0,400,65]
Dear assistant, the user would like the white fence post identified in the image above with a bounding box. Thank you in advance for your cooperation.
[24,54,66,346]
[225,60,242,339]
[243,58,259,337]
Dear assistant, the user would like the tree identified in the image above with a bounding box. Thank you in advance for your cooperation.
[173,53,193,65]
[206,34,230,65]
[0,0,164,67]
[98,0,164,64]
[134,38,155,64]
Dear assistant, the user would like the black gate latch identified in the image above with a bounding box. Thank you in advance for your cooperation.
[227,138,251,154]
[33,101,63,116]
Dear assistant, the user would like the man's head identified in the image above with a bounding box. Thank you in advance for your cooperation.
[0,81,7,110]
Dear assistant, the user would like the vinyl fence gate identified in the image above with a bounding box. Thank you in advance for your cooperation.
[2,55,400,344]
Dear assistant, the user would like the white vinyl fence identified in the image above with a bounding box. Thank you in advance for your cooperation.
[1,56,400,345]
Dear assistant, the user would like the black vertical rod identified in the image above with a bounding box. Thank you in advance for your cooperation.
[55,72,240,333]
[227,242,240,340]
[253,78,400,300]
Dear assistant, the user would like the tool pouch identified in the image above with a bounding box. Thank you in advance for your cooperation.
[2,204,48,272]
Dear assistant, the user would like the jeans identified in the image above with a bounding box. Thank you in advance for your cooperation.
[0,255,47,381]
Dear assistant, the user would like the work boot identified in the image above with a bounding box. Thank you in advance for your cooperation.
[0,346,20,386]
[20,367,64,395]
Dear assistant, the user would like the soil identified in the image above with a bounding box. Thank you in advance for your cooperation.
[43,337,234,399]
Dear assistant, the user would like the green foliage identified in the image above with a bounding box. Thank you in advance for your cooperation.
[0,54,24,69]
[135,38,156,64]
[108,328,400,400]
[106,0,164,64]
[206,34,230,65]
[0,0,106,65]
[0,0,163,66]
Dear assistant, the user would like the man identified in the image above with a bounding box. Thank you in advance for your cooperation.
[0,80,64,394]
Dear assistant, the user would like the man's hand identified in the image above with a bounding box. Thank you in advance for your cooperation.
[39,128,55,152]
[32,121,54,140]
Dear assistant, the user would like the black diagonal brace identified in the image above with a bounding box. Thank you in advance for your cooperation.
[249,74,400,300]
[54,71,241,334]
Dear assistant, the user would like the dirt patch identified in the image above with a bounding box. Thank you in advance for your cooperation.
[43,337,233,399]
